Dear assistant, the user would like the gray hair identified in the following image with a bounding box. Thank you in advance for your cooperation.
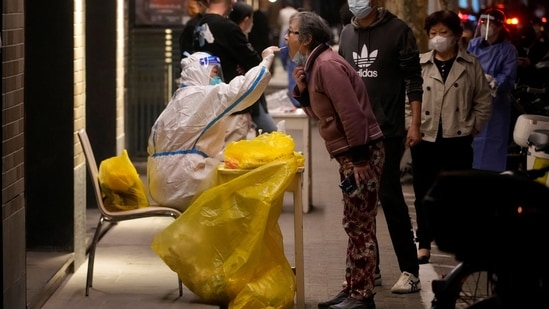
[290,11,331,51]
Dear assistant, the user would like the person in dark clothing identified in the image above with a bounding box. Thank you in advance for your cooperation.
[179,0,206,57]
[338,0,423,295]
[248,7,272,60]
[515,24,549,88]
[229,1,254,35]
[250,8,275,75]
[194,0,276,138]
[229,1,278,134]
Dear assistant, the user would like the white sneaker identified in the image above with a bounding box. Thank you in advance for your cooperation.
[390,271,421,294]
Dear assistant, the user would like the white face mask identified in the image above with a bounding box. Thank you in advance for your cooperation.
[429,35,454,53]
[348,0,374,19]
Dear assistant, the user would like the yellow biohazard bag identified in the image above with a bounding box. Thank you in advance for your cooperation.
[151,158,298,309]
[224,131,304,169]
[98,149,149,211]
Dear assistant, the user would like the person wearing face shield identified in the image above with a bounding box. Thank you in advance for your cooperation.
[146,47,279,212]
[467,8,518,172]
[338,0,423,296]
[409,10,492,270]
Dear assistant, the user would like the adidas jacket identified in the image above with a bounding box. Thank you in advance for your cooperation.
[338,8,423,138]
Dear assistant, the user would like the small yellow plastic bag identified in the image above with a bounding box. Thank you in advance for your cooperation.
[224,131,298,169]
[98,149,149,211]
[151,158,298,308]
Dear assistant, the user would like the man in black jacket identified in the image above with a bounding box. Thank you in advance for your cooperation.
[338,0,423,297]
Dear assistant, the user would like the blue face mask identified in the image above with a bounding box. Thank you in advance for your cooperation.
[292,51,307,66]
[209,75,223,85]
[348,0,374,19]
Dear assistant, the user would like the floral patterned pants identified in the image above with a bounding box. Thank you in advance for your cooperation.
[337,140,385,299]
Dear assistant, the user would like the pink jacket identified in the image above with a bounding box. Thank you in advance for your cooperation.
[293,44,383,163]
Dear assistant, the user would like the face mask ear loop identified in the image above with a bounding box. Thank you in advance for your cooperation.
[485,17,490,41]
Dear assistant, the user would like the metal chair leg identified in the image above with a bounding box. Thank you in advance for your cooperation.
[86,216,105,296]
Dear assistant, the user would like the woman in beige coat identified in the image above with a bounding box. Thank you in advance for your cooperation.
[408,10,492,264]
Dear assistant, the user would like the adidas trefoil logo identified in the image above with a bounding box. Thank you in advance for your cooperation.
[353,45,378,78]
[353,45,377,68]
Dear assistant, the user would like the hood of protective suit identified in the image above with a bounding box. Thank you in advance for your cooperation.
[180,51,221,86]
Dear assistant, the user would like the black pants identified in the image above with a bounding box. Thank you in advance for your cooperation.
[376,136,419,277]
[410,135,473,250]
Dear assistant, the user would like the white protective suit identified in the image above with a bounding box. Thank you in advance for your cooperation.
[147,51,275,211]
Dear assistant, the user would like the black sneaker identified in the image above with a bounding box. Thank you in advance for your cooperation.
[318,291,348,309]
[329,297,375,309]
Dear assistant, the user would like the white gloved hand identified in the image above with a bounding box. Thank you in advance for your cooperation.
[260,46,281,71]
[261,46,281,59]
[485,74,498,97]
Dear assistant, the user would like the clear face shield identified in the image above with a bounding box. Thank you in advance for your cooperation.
[478,14,492,40]
[198,55,224,84]
[475,11,504,41]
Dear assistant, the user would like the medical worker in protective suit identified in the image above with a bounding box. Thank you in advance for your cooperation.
[147,46,280,211]
[467,9,517,172]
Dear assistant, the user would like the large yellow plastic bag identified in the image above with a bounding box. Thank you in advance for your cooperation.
[224,131,301,169]
[151,158,298,309]
[98,149,150,211]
